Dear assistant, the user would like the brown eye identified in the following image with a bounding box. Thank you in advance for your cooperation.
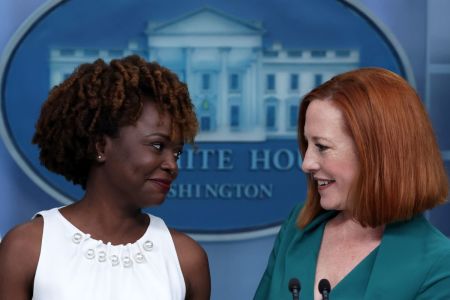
[151,143,163,151]
[316,144,328,152]
[174,150,183,160]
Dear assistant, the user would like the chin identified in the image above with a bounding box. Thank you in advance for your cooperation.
[320,199,344,211]
[141,196,166,208]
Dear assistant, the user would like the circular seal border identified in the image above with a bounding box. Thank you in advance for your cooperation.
[0,0,414,241]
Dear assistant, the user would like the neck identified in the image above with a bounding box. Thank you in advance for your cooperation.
[82,172,144,220]
[328,211,385,241]
[60,190,148,245]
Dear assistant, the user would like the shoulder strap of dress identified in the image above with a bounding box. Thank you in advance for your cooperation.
[32,207,61,220]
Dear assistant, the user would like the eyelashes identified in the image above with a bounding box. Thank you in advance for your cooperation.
[315,143,329,152]
[152,143,162,150]
[151,143,183,160]
[174,150,183,160]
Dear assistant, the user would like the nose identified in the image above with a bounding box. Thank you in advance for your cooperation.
[161,152,179,177]
[301,146,320,174]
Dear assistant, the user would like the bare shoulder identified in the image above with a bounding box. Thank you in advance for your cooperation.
[170,229,211,300]
[0,217,43,263]
[170,229,208,263]
[0,217,43,299]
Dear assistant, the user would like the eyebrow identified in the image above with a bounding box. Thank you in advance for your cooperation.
[144,133,170,138]
[305,135,332,143]
[144,133,184,147]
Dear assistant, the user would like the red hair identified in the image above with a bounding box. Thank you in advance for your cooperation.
[297,68,448,228]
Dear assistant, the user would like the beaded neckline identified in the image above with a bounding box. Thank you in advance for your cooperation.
[55,208,155,268]
[56,209,152,247]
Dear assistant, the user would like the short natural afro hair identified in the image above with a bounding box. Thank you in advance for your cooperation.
[32,55,198,188]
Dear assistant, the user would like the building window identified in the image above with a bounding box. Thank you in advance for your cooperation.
[287,50,303,57]
[311,50,327,57]
[290,74,299,90]
[109,50,123,58]
[266,105,276,130]
[230,73,240,91]
[85,49,99,57]
[263,50,278,58]
[266,74,276,91]
[60,49,75,56]
[202,74,210,90]
[314,74,323,87]
[289,105,298,128]
[230,105,240,127]
[336,50,350,57]
[201,116,211,131]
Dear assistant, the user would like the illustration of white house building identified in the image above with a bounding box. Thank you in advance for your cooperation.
[49,7,359,141]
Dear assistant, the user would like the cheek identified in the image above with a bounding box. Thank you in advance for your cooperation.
[330,156,359,181]
[341,162,359,186]
[134,153,161,170]
[333,148,359,179]
[111,150,148,171]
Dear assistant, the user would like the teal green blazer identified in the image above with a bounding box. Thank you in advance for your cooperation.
[254,204,450,300]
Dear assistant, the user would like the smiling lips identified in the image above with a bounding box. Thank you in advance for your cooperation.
[316,179,336,190]
[148,178,172,192]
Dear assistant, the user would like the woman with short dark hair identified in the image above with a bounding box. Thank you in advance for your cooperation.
[0,55,210,300]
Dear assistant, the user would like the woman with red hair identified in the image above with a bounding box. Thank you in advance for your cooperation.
[255,68,449,300]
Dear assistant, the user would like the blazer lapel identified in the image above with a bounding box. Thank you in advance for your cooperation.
[363,215,428,300]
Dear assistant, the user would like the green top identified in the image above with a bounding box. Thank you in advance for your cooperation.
[254,203,450,300]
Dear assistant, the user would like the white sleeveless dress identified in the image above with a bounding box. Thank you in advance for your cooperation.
[32,208,186,300]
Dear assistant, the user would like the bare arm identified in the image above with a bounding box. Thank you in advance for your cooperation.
[171,229,211,300]
[0,218,43,300]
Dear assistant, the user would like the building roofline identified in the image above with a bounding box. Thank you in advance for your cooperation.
[145,6,266,34]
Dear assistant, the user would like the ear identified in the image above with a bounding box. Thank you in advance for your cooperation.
[95,136,107,163]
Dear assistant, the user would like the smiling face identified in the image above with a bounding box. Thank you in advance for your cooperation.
[301,99,360,211]
[99,100,183,209]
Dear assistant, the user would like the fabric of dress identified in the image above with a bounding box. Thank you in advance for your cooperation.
[32,208,186,300]
[254,203,450,300]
